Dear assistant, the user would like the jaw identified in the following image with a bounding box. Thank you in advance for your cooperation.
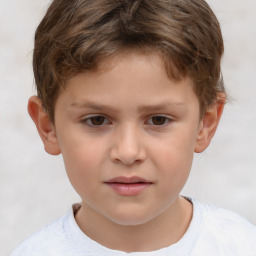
[76,196,192,252]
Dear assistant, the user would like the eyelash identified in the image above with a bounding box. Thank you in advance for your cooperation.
[146,115,172,126]
[81,115,172,127]
[81,115,111,126]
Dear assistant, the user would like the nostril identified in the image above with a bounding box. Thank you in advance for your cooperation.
[110,132,147,165]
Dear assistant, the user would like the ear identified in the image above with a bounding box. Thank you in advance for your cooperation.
[194,93,226,153]
[28,96,61,155]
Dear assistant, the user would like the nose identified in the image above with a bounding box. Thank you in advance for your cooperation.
[110,124,147,166]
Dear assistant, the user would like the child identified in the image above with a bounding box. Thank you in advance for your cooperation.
[11,0,256,255]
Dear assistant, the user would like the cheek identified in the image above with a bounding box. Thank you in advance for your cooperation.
[152,130,196,186]
[155,130,196,164]
[156,150,192,201]
[59,137,106,195]
[59,129,106,170]
[159,149,192,184]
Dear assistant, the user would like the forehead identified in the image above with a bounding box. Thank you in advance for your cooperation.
[66,49,189,90]
[95,49,165,74]
[65,51,187,92]
[57,51,199,114]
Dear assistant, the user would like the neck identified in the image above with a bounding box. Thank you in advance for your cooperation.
[75,196,192,252]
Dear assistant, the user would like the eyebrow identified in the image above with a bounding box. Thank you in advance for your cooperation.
[137,101,187,112]
[70,101,115,111]
[70,100,187,112]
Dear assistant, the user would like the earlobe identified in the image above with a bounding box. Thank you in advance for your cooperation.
[194,93,226,153]
[28,96,61,155]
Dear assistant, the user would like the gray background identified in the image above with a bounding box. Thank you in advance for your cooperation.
[0,0,255,255]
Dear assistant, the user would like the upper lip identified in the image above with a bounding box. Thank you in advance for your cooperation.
[105,176,153,184]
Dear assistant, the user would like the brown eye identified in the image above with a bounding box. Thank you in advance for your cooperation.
[151,116,168,125]
[83,116,109,126]
[90,116,106,125]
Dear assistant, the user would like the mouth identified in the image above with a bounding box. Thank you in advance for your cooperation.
[104,176,153,196]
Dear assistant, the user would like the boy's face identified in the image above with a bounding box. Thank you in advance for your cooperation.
[45,52,208,225]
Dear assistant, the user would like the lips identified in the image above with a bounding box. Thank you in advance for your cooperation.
[104,176,153,196]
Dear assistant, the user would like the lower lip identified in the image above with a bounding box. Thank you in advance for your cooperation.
[105,183,152,196]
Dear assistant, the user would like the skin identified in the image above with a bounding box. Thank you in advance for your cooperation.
[28,51,224,252]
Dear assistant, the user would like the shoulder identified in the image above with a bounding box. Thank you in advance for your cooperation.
[10,214,68,256]
[193,199,256,254]
[197,200,256,234]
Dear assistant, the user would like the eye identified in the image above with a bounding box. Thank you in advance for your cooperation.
[82,115,110,126]
[147,115,171,126]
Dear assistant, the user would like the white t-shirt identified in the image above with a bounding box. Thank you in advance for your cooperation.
[11,198,256,256]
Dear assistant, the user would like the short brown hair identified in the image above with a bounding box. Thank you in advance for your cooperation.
[33,0,225,122]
